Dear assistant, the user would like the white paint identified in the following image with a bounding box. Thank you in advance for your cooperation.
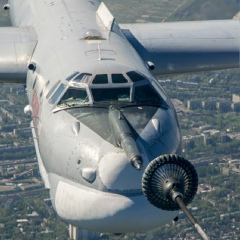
[55,180,131,220]
[24,104,32,115]
[97,2,114,31]
[98,152,145,191]
[54,179,178,233]
[31,121,50,189]
[71,121,80,135]
[81,168,96,182]
[151,118,160,132]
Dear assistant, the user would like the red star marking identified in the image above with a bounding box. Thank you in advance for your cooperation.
[32,90,41,128]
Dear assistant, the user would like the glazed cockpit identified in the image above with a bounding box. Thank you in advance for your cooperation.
[48,70,167,110]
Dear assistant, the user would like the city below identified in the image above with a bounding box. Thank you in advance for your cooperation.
[0,0,240,239]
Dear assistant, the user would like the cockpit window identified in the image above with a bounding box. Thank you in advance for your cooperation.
[40,80,50,98]
[92,74,108,84]
[91,88,130,102]
[126,71,145,82]
[134,84,162,103]
[112,74,128,83]
[66,72,80,81]
[49,83,66,104]
[58,88,89,105]
[46,80,61,99]
[73,73,92,83]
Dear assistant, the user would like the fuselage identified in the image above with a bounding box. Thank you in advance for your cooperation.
[9,0,182,232]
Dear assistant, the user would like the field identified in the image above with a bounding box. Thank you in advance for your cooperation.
[103,0,191,23]
[103,0,240,22]
[0,0,239,25]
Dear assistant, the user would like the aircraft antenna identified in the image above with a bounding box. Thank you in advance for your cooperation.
[142,154,209,240]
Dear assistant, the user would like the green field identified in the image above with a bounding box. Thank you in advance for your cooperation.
[0,0,239,25]
[103,0,191,23]
[103,0,240,23]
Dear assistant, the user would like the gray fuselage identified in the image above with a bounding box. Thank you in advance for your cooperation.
[9,0,182,232]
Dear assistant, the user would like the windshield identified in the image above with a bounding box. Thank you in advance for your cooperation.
[49,83,66,104]
[91,87,130,102]
[134,84,162,104]
[126,71,145,82]
[58,87,89,106]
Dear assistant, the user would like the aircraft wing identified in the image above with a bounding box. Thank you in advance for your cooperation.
[0,27,37,83]
[120,20,240,75]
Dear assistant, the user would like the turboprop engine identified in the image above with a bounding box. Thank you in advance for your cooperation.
[0,27,37,83]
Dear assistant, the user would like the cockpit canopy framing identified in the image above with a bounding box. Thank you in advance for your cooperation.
[49,69,168,110]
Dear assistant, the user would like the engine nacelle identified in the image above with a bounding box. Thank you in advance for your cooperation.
[0,27,37,83]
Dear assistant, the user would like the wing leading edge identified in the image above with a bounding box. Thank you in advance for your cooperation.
[120,20,240,75]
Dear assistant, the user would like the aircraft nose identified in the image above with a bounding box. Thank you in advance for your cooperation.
[98,151,146,192]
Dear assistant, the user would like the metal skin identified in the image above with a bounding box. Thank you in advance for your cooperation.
[3,0,239,234]
[0,27,37,83]
[121,20,240,75]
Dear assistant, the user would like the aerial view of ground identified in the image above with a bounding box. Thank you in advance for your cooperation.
[0,0,240,239]
[104,0,239,22]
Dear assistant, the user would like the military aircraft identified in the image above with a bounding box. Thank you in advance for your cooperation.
[1,0,239,239]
